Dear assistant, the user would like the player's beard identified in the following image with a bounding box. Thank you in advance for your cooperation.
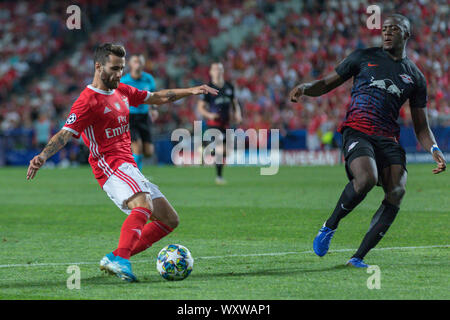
[100,70,120,89]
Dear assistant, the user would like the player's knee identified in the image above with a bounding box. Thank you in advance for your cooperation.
[387,186,406,203]
[170,214,179,229]
[128,193,154,213]
[354,173,377,194]
[164,211,179,230]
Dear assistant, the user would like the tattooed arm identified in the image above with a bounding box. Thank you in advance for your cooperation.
[144,84,218,105]
[26,129,73,180]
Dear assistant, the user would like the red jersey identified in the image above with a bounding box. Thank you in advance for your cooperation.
[62,83,151,187]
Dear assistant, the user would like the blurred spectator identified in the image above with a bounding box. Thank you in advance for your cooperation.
[33,113,51,149]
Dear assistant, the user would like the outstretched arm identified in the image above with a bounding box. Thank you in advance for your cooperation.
[289,70,346,102]
[410,107,446,174]
[145,84,218,105]
[26,129,73,180]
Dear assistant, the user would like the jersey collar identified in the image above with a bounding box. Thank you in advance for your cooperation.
[381,48,407,62]
[87,85,115,95]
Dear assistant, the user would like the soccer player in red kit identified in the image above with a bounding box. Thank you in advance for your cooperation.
[26,43,218,282]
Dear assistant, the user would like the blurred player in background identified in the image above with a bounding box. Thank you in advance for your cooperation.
[197,62,242,185]
[27,43,218,282]
[289,14,446,267]
[121,54,158,170]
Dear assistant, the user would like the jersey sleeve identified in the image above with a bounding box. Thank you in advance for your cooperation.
[120,83,152,107]
[335,49,364,81]
[62,95,92,138]
[409,73,427,108]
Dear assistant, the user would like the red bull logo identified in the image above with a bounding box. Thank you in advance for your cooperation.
[368,76,403,97]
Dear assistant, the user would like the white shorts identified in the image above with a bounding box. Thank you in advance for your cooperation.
[103,162,165,215]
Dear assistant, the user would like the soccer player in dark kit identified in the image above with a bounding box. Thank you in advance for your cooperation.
[289,14,446,267]
[197,62,242,185]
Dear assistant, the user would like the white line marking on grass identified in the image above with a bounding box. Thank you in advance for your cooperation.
[0,244,448,269]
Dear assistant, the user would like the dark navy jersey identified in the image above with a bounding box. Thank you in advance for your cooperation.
[202,81,235,127]
[335,47,427,139]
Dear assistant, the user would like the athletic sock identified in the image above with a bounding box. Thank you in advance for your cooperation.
[130,220,174,256]
[216,164,223,177]
[113,207,151,259]
[133,154,143,171]
[325,181,367,230]
[352,200,399,260]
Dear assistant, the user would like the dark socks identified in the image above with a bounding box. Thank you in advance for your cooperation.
[352,200,399,260]
[216,164,223,177]
[325,181,367,230]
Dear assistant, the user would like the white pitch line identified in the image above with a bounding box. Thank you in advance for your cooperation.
[0,244,448,269]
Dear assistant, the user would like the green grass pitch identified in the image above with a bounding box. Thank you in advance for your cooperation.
[0,164,448,299]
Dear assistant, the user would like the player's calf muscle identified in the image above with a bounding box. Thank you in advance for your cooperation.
[126,194,179,229]
[164,213,179,229]
[152,198,179,229]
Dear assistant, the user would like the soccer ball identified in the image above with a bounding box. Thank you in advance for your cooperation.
[156,244,194,281]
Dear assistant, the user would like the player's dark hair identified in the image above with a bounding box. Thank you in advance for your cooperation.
[94,43,126,66]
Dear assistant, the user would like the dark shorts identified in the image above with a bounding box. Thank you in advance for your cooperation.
[203,125,227,147]
[342,127,407,181]
[129,113,152,143]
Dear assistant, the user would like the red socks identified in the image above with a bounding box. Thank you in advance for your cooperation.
[131,220,173,256]
[113,207,151,259]
[112,207,174,259]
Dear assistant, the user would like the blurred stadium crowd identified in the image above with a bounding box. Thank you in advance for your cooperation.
[0,0,448,162]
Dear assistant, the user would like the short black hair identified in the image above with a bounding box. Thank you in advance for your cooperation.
[94,43,126,66]
[385,14,411,36]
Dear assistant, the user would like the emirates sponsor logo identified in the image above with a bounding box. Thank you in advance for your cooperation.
[105,123,129,138]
